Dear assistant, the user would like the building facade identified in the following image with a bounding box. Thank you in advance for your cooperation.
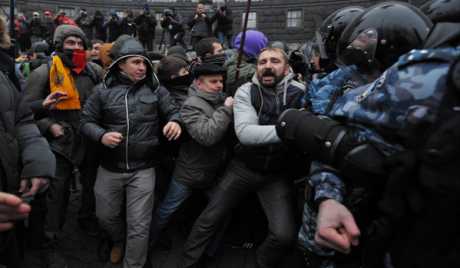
[0,0,426,45]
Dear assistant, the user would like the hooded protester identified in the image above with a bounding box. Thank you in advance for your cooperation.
[157,55,192,106]
[80,36,182,268]
[24,24,103,249]
[225,30,268,96]
[0,16,55,268]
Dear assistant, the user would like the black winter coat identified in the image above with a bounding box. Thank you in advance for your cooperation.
[135,13,157,39]
[211,8,233,34]
[81,73,180,172]
[187,13,212,38]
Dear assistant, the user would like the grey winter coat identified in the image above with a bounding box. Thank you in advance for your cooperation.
[233,72,305,172]
[173,85,233,188]
[0,71,55,193]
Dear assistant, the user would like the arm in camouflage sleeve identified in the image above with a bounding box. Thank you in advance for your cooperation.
[303,66,356,114]
[309,161,345,204]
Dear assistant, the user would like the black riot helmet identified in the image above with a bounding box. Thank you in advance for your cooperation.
[423,0,460,48]
[337,2,432,74]
[316,6,365,71]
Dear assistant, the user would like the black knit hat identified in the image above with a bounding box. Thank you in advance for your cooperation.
[192,63,226,79]
[157,56,189,82]
[167,45,188,62]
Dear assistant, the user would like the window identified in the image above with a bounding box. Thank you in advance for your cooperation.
[242,12,257,29]
[287,10,302,28]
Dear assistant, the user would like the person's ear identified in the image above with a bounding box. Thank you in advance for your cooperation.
[283,64,290,75]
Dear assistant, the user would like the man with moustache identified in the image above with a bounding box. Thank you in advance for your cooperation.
[179,47,305,268]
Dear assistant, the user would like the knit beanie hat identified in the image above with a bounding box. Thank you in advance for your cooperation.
[157,56,189,82]
[53,24,88,50]
[167,45,189,63]
[233,30,268,60]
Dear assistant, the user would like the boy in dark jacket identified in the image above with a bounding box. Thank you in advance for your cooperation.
[80,36,181,268]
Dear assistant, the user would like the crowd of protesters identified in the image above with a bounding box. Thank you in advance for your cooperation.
[10,2,234,56]
[1,1,460,268]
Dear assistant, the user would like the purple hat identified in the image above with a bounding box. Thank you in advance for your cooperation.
[233,30,268,60]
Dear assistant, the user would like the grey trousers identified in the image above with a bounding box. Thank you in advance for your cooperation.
[94,166,155,268]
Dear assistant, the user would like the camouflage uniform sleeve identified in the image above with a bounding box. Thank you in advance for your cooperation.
[304,66,356,114]
[309,161,345,203]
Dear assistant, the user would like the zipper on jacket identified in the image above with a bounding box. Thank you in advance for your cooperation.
[263,89,281,170]
[124,90,130,170]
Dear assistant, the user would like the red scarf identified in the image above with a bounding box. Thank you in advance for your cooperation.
[72,49,87,74]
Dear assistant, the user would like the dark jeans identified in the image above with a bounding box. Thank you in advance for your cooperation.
[46,155,73,233]
[78,144,99,223]
[179,160,297,268]
[216,31,232,48]
[150,178,228,257]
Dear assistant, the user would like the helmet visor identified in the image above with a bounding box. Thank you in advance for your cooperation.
[338,28,378,69]
[315,30,329,59]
